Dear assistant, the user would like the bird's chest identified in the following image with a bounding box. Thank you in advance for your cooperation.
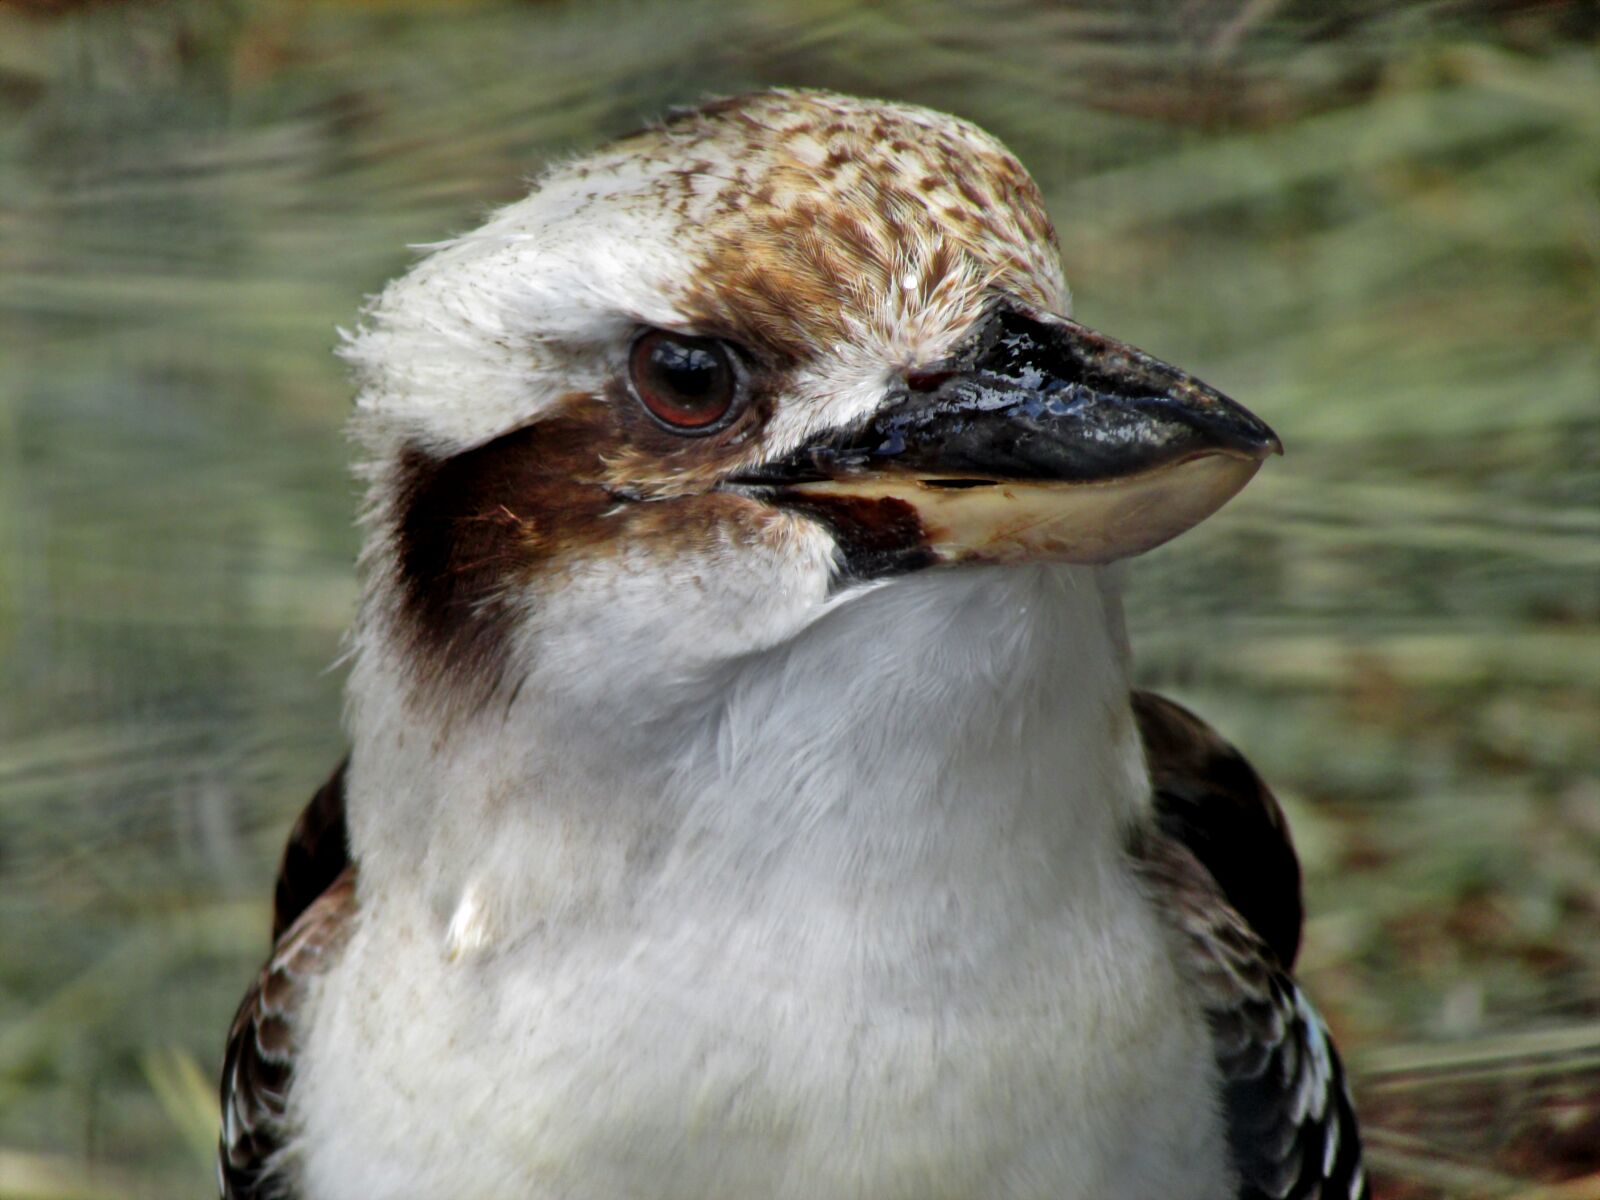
[292,880,1231,1200]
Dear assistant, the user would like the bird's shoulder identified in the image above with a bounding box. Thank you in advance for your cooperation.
[219,760,356,1200]
[1133,690,1302,966]
[1132,690,1368,1200]
[271,759,352,941]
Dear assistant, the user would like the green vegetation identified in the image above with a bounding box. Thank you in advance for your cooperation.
[0,1,1595,1195]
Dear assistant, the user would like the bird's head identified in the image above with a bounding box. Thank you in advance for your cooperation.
[342,90,1278,719]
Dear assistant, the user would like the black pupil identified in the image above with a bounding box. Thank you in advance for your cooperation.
[649,339,723,407]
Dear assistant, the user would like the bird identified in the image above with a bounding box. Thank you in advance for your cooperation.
[218,88,1367,1200]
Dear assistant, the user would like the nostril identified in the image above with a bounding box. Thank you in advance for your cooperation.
[905,369,954,393]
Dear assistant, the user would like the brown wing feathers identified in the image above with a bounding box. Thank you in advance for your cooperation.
[272,759,351,941]
[220,763,355,1200]
[1134,691,1302,969]
[1134,691,1368,1200]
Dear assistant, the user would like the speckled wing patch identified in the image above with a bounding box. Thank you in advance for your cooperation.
[1136,825,1368,1200]
[220,846,357,1199]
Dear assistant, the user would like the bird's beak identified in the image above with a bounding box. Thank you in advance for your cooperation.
[732,305,1280,573]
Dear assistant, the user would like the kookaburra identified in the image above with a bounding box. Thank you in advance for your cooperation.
[220,89,1367,1200]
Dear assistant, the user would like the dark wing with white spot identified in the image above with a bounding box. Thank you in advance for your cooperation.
[1134,692,1368,1200]
[219,763,356,1200]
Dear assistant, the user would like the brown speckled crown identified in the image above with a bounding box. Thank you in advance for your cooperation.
[610,89,1065,362]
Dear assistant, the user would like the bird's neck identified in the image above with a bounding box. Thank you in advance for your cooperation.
[344,564,1150,953]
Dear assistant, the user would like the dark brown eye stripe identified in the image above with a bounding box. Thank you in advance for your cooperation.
[387,389,786,716]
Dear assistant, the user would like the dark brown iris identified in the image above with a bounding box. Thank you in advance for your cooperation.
[629,329,741,432]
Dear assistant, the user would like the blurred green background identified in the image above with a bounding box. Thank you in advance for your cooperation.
[0,0,1595,1196]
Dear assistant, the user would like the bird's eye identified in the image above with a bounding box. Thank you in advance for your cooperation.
[629,330,742,432]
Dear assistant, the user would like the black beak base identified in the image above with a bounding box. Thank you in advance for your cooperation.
[729,304,1280,583]
[740,305,1280,488]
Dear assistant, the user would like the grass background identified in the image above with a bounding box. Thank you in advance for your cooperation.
[0,0,1596,1195]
